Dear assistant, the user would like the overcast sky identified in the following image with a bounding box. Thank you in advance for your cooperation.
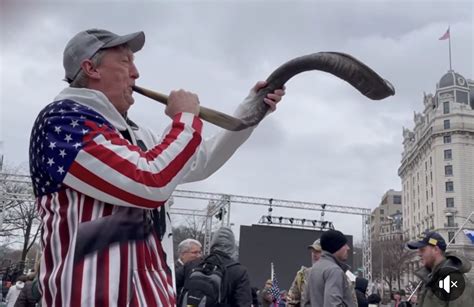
[1,0,473,241]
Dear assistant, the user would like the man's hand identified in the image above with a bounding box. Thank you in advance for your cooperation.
[252,81,286,112]
[166,89,200,118]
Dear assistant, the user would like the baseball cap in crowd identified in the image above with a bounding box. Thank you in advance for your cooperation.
[63,29,145,82]
[308,239,322,252]
[407,231,447,251]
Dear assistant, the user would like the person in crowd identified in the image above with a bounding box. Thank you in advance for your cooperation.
[29,28,285,306]
[354,277,369,307]
[368,293,381,307]
[5,275,27,307]
[14,271,40,307]
[178,227,251,306]
[251,287,260,307]
[176,238,203,269]
[175,238,203,294]
[278,290,287,307]
[287,239,322,306]
[306,229,356,307]
[407,231,474,307]
[391,290,403,307]
[260,280,274,307]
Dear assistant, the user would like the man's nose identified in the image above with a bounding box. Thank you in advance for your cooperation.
[130,62,140,79]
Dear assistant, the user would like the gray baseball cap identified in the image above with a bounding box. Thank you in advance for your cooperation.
[63,29,145,82]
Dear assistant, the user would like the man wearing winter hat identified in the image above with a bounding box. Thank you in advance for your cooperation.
[306,229,356,307]
[287,239,322,306]
[406,231,474,307]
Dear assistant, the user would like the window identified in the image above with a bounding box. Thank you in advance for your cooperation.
[445,181,454,192]
[444,149,452,160]
[380,209,384,215]
[456,90,469,104]
[443,101,450,114]
[444,119,450,129]
[393,195,401,204]
[446,197,454,208]
[448,231,455,243]
[447,216,454,227]
[445,165,453,176]
[443,135,451,143]
[430,156,432,166]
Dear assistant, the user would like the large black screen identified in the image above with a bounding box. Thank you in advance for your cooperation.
[239,224,353,290]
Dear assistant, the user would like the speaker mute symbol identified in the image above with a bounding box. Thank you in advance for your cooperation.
[438,275,458,294]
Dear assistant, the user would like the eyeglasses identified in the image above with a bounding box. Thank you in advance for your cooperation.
[185,250,202,255]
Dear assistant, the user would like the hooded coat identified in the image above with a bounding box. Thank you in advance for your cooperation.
[355,277,369,307]
[415,252,474,307]
[178,227,252,307]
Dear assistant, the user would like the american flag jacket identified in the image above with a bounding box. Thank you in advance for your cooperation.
[29,87,257,307]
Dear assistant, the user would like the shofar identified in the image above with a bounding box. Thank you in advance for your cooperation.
[133,51,395,131]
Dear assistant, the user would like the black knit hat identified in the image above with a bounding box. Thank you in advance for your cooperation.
[320,230,348,253]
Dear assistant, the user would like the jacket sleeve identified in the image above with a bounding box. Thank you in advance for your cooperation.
[323,267,346,307]
[180,88,272,183]
[35,104,202,209]
[5,287,12,303]
[13,284,29,307]
[287,269,304,306]
[230,267,252,307]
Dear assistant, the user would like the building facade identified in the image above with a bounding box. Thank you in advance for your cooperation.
[371,189,403,241]
[398,70,474,281]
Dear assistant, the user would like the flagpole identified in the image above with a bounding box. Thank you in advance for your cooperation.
[270,262,273,280]
[448,28,452,70]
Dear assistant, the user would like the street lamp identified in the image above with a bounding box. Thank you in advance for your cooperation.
[379,215,395,300]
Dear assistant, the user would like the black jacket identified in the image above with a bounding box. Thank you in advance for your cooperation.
[355,277,369,307]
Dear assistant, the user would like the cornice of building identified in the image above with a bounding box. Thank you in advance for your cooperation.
[398,113,474,177]
[398,110,474,177]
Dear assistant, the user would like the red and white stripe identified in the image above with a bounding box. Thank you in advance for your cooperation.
[64,112,202,208]
[38,190,177,306]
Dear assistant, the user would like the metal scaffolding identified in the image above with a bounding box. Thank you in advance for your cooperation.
[0,172,373,280]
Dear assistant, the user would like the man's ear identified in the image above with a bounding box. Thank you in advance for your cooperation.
[80,59,101,80]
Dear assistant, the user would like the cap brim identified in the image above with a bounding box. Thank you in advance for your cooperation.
[308,245,322,251]
[102,31,145,53]
[407,241,427,250]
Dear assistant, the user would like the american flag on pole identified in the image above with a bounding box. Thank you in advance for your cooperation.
[270,263,281,306]
[463,230,474,244]
[439,27,450,40]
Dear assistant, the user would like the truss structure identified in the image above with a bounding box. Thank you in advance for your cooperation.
[0,172,373,280]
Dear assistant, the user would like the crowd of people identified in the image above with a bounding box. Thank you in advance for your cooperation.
[174,229,473,307]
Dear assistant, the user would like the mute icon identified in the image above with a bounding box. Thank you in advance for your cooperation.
[438,275,457,293]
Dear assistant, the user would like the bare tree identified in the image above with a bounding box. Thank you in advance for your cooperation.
[172,215,207,260]
[372,237,415,295]
[0,167,40,268]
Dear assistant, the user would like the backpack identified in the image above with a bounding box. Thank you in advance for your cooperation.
[179,252,237,307]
